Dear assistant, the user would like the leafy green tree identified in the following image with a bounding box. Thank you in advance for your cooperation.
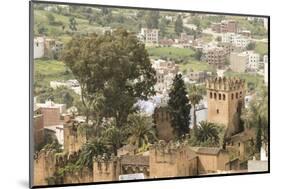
[145,11,160,29]
[69,17,77,32]
[246,42,256,50]
[102,120,125,155]
[37,25,48,35]
[256,116,262,155]
[194,50,203,61]
[175,15,183,35]
[127,114,157,149]
[159,18,168,37]
[46,13,55,25]
[168,74,191,138]
[188,84,204,131]
[242,86,268,153]
[61,28,157,129]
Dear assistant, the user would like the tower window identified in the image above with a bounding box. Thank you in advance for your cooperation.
[219,93,221,100]
[216,109,219,114]
[214,93,217,99]
[236,92,238,99]
[210,92,213,99]
[223,94,226,100]
[231,93,234,100]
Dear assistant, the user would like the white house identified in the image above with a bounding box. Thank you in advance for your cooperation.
[222,33,250,48]
[243,51,260,70]
[138,28,159,44]
[34,37,45,59]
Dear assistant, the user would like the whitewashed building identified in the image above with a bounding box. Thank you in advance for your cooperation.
[222,33,250,48]
[138,28,159,44]
[243,51,260,70]
[152,59,179,94]
[34,37,45,59]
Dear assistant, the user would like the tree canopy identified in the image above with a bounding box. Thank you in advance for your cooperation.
[61,28,157,128]
[168,74,191,138]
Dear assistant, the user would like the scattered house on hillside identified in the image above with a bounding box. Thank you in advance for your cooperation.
[138,28,159,45]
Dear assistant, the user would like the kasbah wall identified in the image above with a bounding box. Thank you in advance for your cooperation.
[33,77,250,186]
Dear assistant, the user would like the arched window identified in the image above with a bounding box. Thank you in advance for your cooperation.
[210,92,213,99]
[219,93,222,100]
[223,94,226,100]
[216,109,219,114]
[236,92,238,99]
[231,93,234,100]
[214,93,217,99]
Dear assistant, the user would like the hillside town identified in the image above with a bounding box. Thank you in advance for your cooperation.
[32,3,269,186]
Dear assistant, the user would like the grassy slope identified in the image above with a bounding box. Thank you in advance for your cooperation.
[34,59,74,86]
[179,60,215,73]
[147,47,195,59]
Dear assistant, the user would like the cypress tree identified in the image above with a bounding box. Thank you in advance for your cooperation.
[168,74,191,138]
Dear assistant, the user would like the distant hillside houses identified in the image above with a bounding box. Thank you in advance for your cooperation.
[50,79,81,95]
[138,28,159,45]
[151,59,179,94]
[211,20,238,33]
[222,33,250,48]
[34,36,63,59]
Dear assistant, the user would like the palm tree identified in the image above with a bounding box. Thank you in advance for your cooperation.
[102,120,125,155]
[195,121,220,147]
[76,137,108,169]
[127,114,157,150]
[188,84,204,131]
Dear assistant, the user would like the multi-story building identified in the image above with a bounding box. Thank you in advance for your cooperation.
[212,20,238,33]
[34,36,63,59]
[243,51,260,70]
[152,59,179,93]
[222,33,250,48]
[206,77,245,137]
[230,52,248,73]
[187,71,208,83]
[221,20,238,33]
[218,42,236,56]
[206,47,226,69]
[35,100,66,127]
[139,28,159,44]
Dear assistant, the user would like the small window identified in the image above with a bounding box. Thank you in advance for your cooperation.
[231,93,234,100]
[219,93,221,100]
[216,109,219,114]
[236,92,238,99]
[210,92,213,99]
[223,94,226,100]
[214,93,217,99]
[238,142,240,147]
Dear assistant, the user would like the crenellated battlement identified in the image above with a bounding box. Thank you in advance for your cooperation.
[93,153,120,182]
[206,77,245,91]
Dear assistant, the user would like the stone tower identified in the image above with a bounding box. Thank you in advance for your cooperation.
[206,77,245,137]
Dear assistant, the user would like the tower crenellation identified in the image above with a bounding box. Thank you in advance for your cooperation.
[206,77,245,137]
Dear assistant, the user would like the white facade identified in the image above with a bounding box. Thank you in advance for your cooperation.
[243,51,260,70]
[34,37,45,59]
[152,59,178,94]
[222,32,250,48]
[50,80,81,95]
[264,60,268,85]
[139,28,159,44]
